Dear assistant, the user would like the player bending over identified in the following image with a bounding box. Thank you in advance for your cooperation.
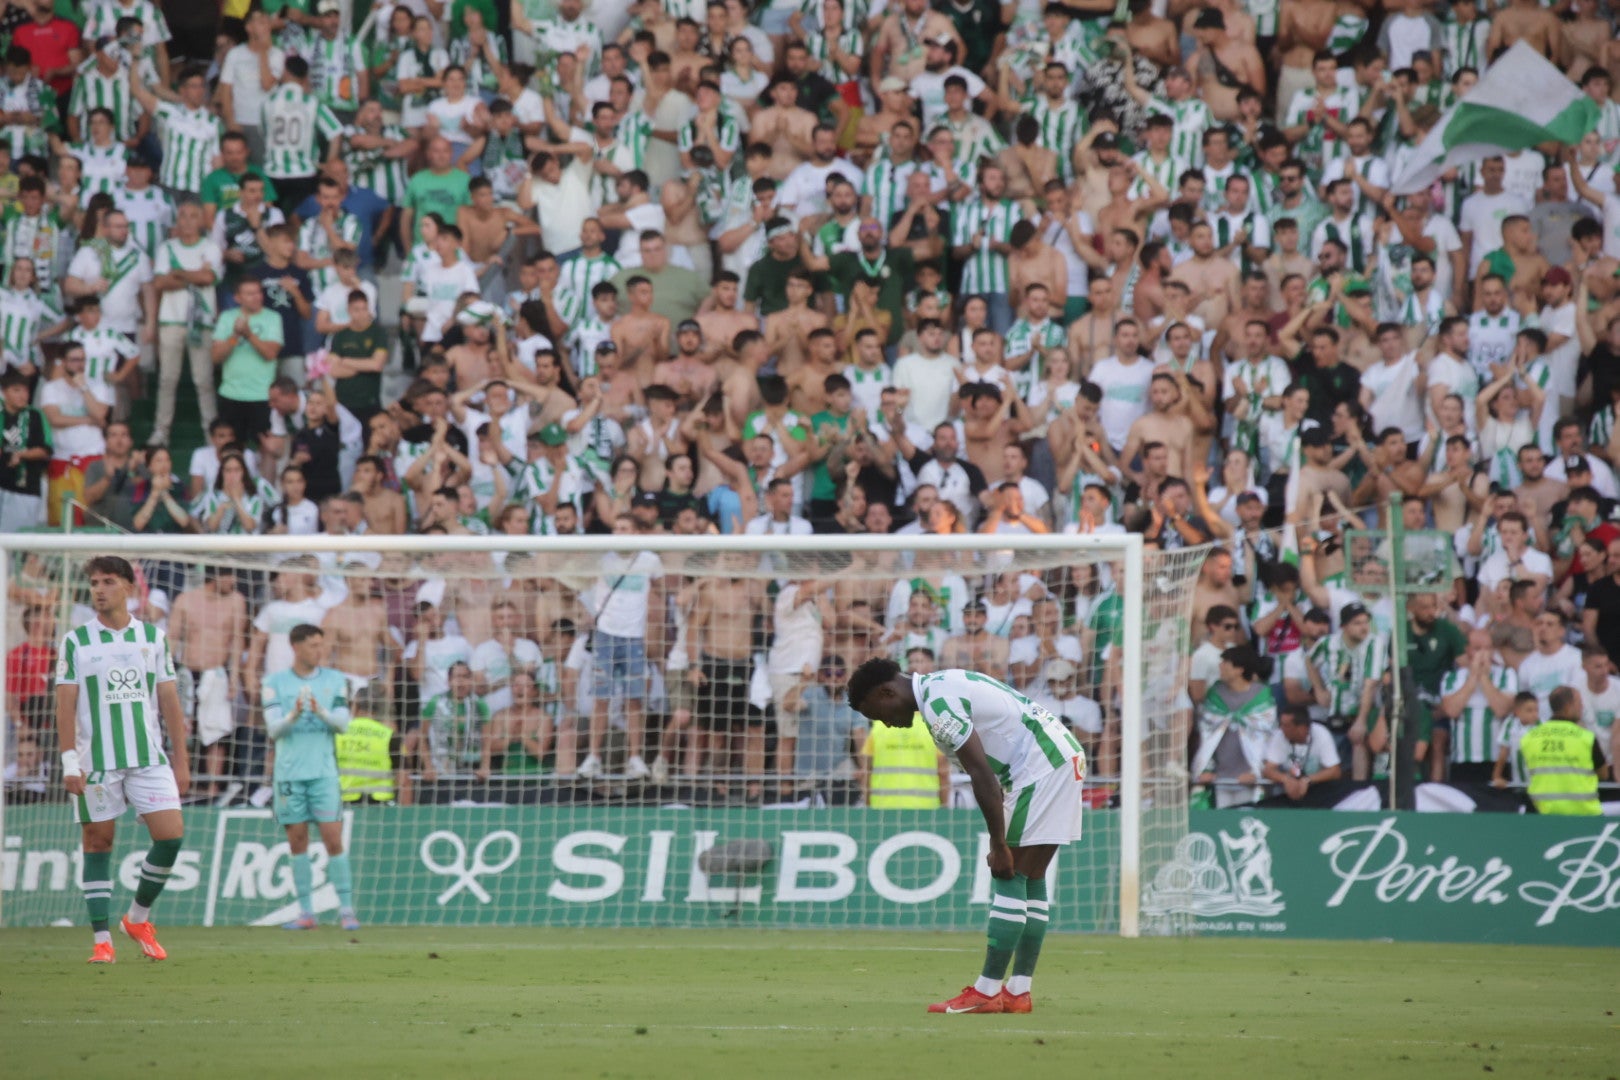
[262,624,360,930]
[847,658,1086,1014]
[57,556,191,963]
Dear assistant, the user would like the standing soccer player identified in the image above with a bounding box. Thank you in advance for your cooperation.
[260,624,359,930]
[56,555,190,964]
[846,658,1086,1014]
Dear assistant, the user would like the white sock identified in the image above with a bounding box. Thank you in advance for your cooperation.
[1006,975,1032,996]
[127,902,150,924]
[973,976,1003,997]
[94,930,112,945]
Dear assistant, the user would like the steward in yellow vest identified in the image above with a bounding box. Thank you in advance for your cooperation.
[860,713,945,808]
[1520,687,1601,816]
[336,714,397,804]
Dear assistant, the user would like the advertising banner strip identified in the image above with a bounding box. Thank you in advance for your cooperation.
[5,808,1616,944]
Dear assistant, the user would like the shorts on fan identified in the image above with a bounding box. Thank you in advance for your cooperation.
[274,775,343,825]
[1004,753,1086,847]
[75,765,181,824]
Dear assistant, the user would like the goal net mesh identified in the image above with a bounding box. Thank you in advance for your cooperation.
[2,536,1202,934]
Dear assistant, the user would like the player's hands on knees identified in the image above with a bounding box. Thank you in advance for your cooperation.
[987,842,1016,880]
[64,773,86,797]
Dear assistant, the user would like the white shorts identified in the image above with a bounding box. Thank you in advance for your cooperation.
[1005,753,1086,848]
[75,765,182,824]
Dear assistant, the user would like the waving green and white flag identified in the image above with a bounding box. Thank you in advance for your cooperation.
[1390,41,1598,195]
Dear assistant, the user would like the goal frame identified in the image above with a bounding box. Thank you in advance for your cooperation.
[0,531,1149,937]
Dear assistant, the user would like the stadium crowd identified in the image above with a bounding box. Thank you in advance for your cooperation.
[2,0,1620,808]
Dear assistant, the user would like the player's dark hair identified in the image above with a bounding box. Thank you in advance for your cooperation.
[85,555,136,584]
[289,623,324,646]
[846,656,901,711]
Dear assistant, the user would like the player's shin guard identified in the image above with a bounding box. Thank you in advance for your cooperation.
[126,837,182,924]
[1008,877,1049,995]
[327,852,354,913]
[975,873,1028,996]
[83,850,113,936]
[291,853,315,915]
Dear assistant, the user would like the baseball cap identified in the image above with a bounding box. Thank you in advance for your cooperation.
[633,490,661,508]
[1299,426,1332,449]
[1339,602,1370,624]
[962,598,987,614]
[1094,132,1120,152]
[536,423,568,447]
[314,0,341,13]
[1542,266,1571,288]
[677,318,702,335]
[927,32,954,46]
[127,152,154,170]
[1342,276,1373,297]
[1192,8,1224,28]
[1563,453,1591,474]
[878,76,908,94]
[1044,658,1078,682]
[594,340,618,354]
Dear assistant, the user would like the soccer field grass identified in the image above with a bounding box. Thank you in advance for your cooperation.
[2,929,1615,1079]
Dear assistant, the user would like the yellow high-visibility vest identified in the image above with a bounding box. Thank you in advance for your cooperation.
[336,715,396,803]
[868,718,941,809]
[1520,719,1600,816]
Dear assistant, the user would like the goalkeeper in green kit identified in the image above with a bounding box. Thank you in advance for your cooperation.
[261,624,360,930]
[846,658,1087,1014]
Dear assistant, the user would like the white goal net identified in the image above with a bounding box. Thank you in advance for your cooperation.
[1,533,1201,935]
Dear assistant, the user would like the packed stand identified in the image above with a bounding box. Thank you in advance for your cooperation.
[1,0,1619,809]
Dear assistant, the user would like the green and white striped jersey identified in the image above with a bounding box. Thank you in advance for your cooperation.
[0,287,61,368]
[422,692,491,772]
[342,123,410,204]
[862,156,941,224]
[1198,683,1279,752]
[192,487,267,534]
[1145,94,1212,168]
[297,211,363,294]
[805,24,863,83]
[152,236,222,331]
[1028,95,1084,180]
[513,457,560,534]
[0,206,67,295]
[0,75,58,159]
[71,140,131,201]
[1589,404,1614,453]
[1129,150,1185,200]
[677,112,741,159]
[951,194,1023,294]
[305,31,366,111]
[913,668,1084,792]
[69,326,141,388]
[1440,18,1487,78]
[1441,663,1516,765]
[942,112,1004,174]
[83,0,171,53]
[56,616,177,773]
[1003,317,1064,398]
[69,65,140,141]
[574,123,645,209]
[448,34,506,93]
[1310,631,1388,718]
[557,251,621,309]
[261,84,343,179]
[153,101,224,194]
[113,184,175,258]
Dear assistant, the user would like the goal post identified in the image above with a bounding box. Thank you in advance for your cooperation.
[0,531,1202,937]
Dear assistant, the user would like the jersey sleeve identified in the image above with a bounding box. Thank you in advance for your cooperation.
[55,631,77,685]
[153,627,176,684]
[919,683,973,751]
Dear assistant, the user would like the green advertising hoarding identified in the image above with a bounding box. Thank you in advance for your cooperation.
[1,806,1119,930]
[1143,811,1620,945]
[4,807,1616,944]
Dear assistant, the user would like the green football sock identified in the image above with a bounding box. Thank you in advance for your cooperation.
[978,873,1029,989]
[1011,876,1049,991]
[327,852,354,912]
[131,837,182,911]
[82,850,112,934]
[291,853,315,915]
